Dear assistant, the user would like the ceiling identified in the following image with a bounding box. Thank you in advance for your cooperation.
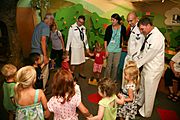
[130,0,180,3]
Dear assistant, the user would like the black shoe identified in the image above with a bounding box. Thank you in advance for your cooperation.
[137,105,142,111]
[96,78,100,82]
[79,73,86,79]
[136,110,142,117]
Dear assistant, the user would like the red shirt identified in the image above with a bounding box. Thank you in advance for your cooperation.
[61,61,70,71]
[94,51,106,64]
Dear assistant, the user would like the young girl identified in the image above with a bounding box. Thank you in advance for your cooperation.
[88,78,125,120]
[14,66,50,120]
[117,60,140,120]
[50,21,65,69]
[47,69,92,120]
[88,42,106,85]
[61,52,72,73]
[61,52,81,98]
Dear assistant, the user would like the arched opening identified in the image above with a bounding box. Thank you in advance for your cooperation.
[0,21,10,62]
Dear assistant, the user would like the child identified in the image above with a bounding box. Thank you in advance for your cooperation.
[50,21,65,69]
[61,51,72,73]
[88,42,106,85]
[1,64,17,120]
[74,73,81,101]
[14,66,50,119]
[47,69,92,120]
[117,60,140,120]
[29,53,44,89]
[88,78,125,120]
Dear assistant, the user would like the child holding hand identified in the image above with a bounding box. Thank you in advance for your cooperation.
[47,69,92,120]
[88,78,125,120]
[117,61,140,120]
[14,66,50,120]
[88,42,106,85]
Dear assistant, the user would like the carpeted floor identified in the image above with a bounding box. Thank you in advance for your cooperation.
[0,59,180,120]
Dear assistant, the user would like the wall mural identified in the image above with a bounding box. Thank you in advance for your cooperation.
[55,4,111,50]
[165,7,180,26]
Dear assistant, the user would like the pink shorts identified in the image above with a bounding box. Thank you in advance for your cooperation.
[93,63,103,73]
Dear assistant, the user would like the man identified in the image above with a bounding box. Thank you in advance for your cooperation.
[66,15,90,78]
[164,48,180,102]
[121,11,144,89]
[134,17,165,117]
[31,13,54,89]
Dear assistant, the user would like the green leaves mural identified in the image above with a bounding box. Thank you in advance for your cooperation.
[54,4,110,50]
[169,30,180,48]
[55,4,84,43]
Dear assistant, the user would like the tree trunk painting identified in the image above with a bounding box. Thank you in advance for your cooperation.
[0,0,21,67]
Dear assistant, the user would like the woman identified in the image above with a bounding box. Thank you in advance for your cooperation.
[104,13,126,81]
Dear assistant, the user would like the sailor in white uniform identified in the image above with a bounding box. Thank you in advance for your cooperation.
[134,17,165,117]
[122,12,144,89]
[66,15,89,74]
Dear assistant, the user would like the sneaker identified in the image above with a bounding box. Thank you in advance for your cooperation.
[50,67,54,70]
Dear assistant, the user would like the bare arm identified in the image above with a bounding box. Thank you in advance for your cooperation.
[169,60,176,74]
[78,102,92,118]
[89,52,94,57]
[116,93,125,105]
[39,90,50,118]
[104,41,107,50]
[124,88,134,102]
[41,36,49,64]
[87,105,105,120]
[104,41,108,57]
[169,60,180,77]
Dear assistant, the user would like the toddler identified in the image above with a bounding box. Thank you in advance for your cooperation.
[117,60,140,120]
[1,64,17,120]
[61,51,72,73]
[88,42,106,85]
[47,69,92,120]
[88,78,125,120]
[14,66,50,119]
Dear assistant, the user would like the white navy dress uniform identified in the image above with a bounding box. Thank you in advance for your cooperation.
[127,24,145,59]
[121,23,144,89]
[66,22,89,65]
[134,27,165,117]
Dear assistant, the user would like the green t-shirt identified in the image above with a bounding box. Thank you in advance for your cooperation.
[3,81,16,111]
[98,94,117,120]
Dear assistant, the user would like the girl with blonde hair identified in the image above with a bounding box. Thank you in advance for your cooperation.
[117,60,140,120]
[14,66,50,120]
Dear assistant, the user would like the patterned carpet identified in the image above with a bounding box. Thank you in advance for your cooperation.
[0,60,180,120]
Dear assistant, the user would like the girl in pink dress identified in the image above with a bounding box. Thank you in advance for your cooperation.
[47,69,92,120]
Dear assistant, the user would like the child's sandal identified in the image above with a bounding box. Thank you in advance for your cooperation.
[167,93,174,100]
[171,95,179,102]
